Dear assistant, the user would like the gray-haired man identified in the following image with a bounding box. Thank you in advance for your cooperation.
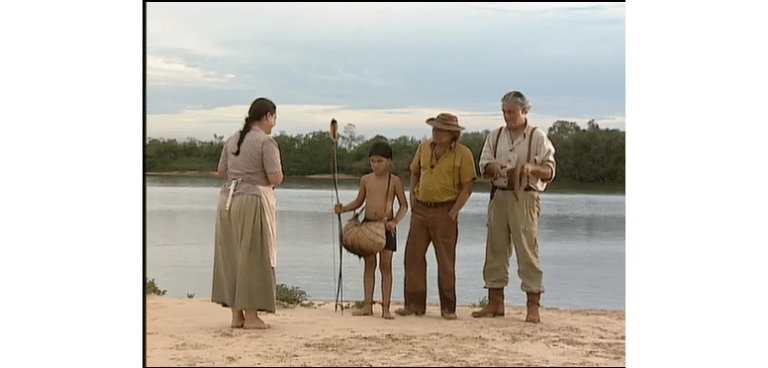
[472,91,556,323]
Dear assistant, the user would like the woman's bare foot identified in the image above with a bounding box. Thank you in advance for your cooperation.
[243,310,270,329]
[231,309,244,328]
[381,309,394,320]
[243,319,270,329]
[352,303,373,316]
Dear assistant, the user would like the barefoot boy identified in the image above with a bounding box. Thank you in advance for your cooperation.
[334,142,408,319]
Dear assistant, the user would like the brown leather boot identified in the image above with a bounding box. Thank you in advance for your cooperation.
[525,292,541,323]
[471,288,505,318]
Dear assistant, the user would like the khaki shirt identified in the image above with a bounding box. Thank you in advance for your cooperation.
[410,139,477,202]
[478,124,556,192]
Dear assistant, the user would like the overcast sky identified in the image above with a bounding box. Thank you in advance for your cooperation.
[146,2,625,141]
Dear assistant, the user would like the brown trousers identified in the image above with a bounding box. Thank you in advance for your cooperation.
[402,199,458,314]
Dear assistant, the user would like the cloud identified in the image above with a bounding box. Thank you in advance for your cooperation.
[146,56,239,87]
[296,67,394,87]
[146,4,235,58]
[145,3,625,140]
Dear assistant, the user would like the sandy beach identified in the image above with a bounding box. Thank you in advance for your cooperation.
[145,296,625,367]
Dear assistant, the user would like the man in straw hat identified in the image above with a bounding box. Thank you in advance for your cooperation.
[395,113,477,320]
[471,91,556,323]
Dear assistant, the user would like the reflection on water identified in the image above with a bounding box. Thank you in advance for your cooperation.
[145,175,625,310]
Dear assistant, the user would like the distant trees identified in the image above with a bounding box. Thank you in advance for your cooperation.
[273,131,336,176]
[145,120,625,185]
[547,120,625,183]
[458,130,491,173]
[144,135,223,172]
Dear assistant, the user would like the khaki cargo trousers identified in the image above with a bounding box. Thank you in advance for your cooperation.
[483,189,544,293]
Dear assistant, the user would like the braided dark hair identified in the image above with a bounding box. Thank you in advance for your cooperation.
[234,97,277,156]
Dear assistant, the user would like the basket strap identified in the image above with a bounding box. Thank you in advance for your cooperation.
[384,173,392,220]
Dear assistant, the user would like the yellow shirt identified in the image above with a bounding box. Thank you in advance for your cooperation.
[410,139,477,202]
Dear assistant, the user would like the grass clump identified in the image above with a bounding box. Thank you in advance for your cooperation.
[470,296,488,308]
[276,284,315,308]
[145,278,167,296]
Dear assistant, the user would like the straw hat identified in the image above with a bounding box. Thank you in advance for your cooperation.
[426,113,464,131]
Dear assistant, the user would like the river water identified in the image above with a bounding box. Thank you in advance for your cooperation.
[145,175,625,310]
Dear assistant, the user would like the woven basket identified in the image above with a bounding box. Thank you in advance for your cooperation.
[342,213,386,257]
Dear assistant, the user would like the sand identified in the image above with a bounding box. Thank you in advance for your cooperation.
[145,296,625,367]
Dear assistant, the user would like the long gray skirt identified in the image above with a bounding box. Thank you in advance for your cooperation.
[211,193,276,312]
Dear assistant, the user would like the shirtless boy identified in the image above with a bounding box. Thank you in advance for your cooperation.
[334,142,408,319]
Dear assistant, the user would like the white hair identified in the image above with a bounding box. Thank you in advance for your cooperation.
[501,91,531,113]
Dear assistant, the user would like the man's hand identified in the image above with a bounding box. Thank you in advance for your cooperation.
[448,208,459,221]
[484,162,507,178]
[519,162,534,178]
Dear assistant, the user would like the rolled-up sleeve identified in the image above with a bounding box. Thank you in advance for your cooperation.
[478,128,500,177]
[533,129,556,183]
[262,138,282,174]
[459,145,478,182]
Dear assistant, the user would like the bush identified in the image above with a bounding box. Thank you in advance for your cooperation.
[145,278,167,296]
[276,284,309,307]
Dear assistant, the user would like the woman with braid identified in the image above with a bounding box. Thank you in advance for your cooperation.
[211,97,283,330]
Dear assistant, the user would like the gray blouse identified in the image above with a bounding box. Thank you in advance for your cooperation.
[217,126,282,196]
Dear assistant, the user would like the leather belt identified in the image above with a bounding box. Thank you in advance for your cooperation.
[494,185,537,192]
[416,198,455,208]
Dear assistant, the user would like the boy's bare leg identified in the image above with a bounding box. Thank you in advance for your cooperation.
[231,309,244,328]
[243,309,269,329]
[379,250,394,319]
[353,254,376,316]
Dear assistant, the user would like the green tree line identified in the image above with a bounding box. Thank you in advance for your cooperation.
[546,120,625,183]
[145,121,624,184]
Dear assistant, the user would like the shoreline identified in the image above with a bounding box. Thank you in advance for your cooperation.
[145,171,359,179]
[145,170,219,176]
[146,296,625,366]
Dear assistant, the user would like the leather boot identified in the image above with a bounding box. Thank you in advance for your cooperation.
[471,288,505,318]
[525,292,541,323]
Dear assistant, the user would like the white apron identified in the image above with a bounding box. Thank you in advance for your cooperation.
[257,185,278,268]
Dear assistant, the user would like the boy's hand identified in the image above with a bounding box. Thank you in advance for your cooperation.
[334,203,343,214]
[386,220,396,232]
